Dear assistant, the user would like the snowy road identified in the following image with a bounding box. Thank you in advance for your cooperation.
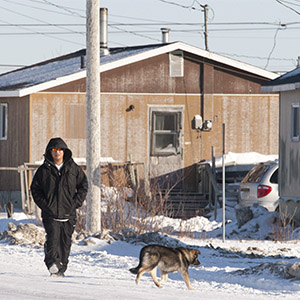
[1,236,300,300]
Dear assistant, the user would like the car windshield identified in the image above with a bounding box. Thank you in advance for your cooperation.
[241,164,270,183]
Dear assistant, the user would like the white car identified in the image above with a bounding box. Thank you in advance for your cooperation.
[238,161,279,211]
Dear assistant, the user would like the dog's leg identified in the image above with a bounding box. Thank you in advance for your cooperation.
[160,272,168,284]
[181,271,194,290]
[135,267,147,285]
[149,267,162,288]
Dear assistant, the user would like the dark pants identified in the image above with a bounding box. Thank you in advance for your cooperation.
[43,218,76,273]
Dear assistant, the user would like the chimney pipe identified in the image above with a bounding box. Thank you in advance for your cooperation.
[161,28,170,43]
[298,56,300,68]
[100,7,109,55]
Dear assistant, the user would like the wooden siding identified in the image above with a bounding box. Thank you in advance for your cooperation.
[0,96,30,190]
[279,89,300,198]
[206,94,279,155]
[45,52,268,95]
[29,92,278,182]
[30,93,86,164]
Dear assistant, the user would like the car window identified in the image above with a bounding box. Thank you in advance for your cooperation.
[241,164,270,183]
[270,168,278,184]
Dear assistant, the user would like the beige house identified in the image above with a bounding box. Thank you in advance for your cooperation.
[0,41,279,209]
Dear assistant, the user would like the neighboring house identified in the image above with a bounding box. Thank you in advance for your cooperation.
[262,67,300,225]
[0,41,279,208]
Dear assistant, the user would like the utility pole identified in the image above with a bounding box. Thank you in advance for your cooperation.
[193,4,209,50]
[222,123,226,243]
[202,4,209,51]
[86,0,101,234]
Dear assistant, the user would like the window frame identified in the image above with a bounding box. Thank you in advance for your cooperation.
[150,108,183,156]
[0,103,8,140]
[291,103,300,142]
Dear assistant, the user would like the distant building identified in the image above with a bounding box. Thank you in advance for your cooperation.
[262,66,300,225]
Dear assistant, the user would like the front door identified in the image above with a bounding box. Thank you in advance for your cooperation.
[148,105,184,190]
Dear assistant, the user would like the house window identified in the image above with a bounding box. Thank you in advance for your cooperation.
[151,111,181,156]
[291,103,300,141]
[169,50,184,77]
[0,103,7,140]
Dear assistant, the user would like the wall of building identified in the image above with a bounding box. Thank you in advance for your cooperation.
[30,92,87,163]
[45,52,267,95]
[0,96,29,191]
[28,91,278,190]
[279,89,300,198]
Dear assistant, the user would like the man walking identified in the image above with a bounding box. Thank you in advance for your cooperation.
[31,137,88,277]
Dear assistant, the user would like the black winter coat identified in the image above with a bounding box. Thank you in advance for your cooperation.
[31,137,88,220]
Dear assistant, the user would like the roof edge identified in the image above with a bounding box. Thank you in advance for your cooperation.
[262,82,300,93]
[0,42,280,97]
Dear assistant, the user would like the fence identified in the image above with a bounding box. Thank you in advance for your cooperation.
[0,159,148,215]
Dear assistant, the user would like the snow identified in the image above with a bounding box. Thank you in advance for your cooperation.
[205,151,278,167]
[0,152,298,300]
[1,207,300,300]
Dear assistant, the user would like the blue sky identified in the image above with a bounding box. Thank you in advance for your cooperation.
[0,0,299,74]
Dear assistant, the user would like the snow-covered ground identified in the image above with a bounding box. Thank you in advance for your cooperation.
[2,152,299,300]
[1,206,300,300]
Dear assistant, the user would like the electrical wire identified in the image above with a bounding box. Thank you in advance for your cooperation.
[275,0,300,14]
[265,28,281,69]
[3,0,79,18]
[40,0,85,18]
[158,0,200,10]
[0,3,85,35]
[0,5,84,46]
[109,24,161,42]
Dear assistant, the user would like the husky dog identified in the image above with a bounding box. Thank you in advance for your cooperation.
[129,244,200,290]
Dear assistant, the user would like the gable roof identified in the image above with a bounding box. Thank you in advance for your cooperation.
[262,67,300,92]
[0,42,279,98]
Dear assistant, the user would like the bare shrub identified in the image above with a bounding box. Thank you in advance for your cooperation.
[75,163,199,237]
[272,206,297,241]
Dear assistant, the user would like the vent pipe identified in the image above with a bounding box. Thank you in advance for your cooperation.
[298,56,300,68]
[161,28,170,43]
[80,55,85,69]
[100,7,109,56]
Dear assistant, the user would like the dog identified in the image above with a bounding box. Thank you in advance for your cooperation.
[129,244,200,290]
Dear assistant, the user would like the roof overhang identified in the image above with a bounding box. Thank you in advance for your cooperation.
[262,82,300,93]
[0,42,280,98]
[0,71,87,97]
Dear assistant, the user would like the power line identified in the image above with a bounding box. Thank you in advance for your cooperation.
[158,0,200,10]
[1,21,300,27]
[0,5,84,46]
[28,0,85,13]
[0,31,85,35]
[275,0,300,14]
[265,28,281,68]
[40,0,85,18]
[0,23,85,27]
[3,0,82,18]
[109,24,160,42]
[0,64,25,67]
[217,52,296,63]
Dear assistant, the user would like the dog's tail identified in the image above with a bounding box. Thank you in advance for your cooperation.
[129,267,138,274]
